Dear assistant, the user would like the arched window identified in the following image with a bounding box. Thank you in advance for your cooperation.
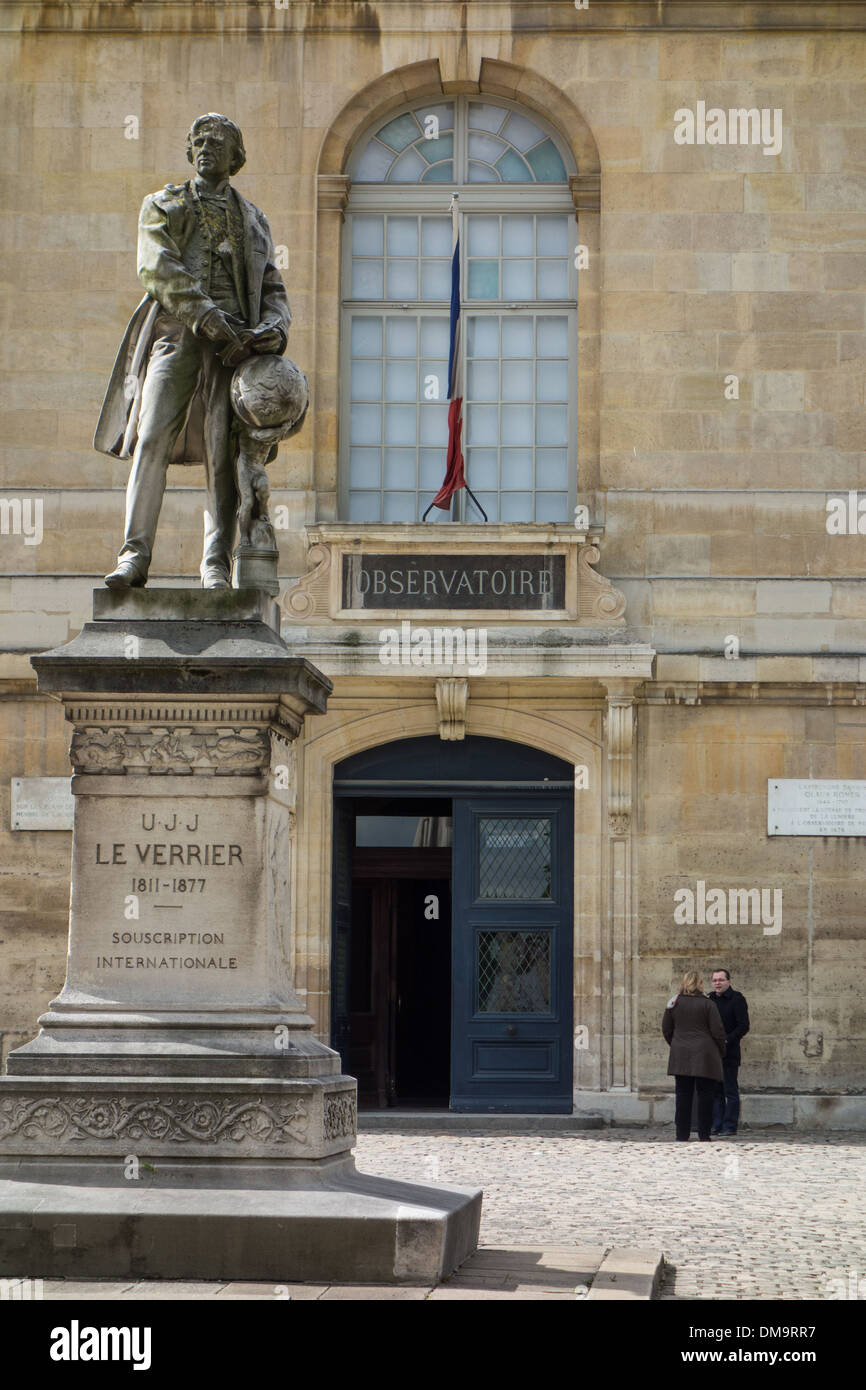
[341,97,577,524]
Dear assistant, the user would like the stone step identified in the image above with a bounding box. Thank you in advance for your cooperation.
[358,1110,605,1133]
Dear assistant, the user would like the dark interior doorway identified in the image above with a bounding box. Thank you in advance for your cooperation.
[344,797,452,1108]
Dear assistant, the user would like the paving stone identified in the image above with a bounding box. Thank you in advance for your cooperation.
[355,1128,866,1301]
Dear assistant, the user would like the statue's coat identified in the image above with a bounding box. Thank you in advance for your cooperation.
[94,180,291,465]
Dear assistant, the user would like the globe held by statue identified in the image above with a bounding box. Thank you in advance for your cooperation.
[230,354,309,435]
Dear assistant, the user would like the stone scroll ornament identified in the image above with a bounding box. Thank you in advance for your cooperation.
[230,355,309,595]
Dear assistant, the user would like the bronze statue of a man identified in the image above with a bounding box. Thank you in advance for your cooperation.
[94,114,291,589]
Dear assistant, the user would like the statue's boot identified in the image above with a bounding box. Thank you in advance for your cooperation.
[202,568,230,590]
[105,560,147,589]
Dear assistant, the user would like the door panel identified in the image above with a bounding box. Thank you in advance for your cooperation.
[451,796,573,1112]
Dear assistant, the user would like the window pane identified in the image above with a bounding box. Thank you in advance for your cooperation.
[420,402,448,444]
[355,143,394,181]
[536,450,568,489]
[385,404,417,445]
[383,491,417,521]
[526,138,567,182]
[384,449,416,489]
[502,112,548,153]
[421,260,451,300]
[469,132,507,165]
[477,930,551,1014]
[418,132,454,164]
[422,161,454,183]
[468,216,499,256]
[501,450,533,488]
[387,261,418,299]
[386,317,417,355]
[385,361,417,401]
[387,216,418,256]
[467,404,498,446]
[537,216,569,256]
[537,316,568,357]
[465,449,498,489]
[478,817,552,900]
[420,361,447,401]
[352,261,383,298]
[500,491,533,521]
[468,160,498,183]
[350,404,381,445]
[466,317,499,357]
[349,449,381,487]
[377,112,421,152]
[469,102,508,133]
[348,491,381,521]
[421,217,452,256]
[467,361,499,401]
[536,360,568,401]
[418,103,454,132]
[537,404,569,445]
[421,318,450,357]
[502,259,534,299]
[351,317,382,356]
[390,147,427,182]
[501,404,533,446]
[496,149,531,182]
[535,492,570,522]
[502,215,534,256]
[420,449,446,489]
[351,360,382,400]
[473,492,499,520]
[501,360,532,401]
[468,260,499,299]
[352,216,384,255]
[537,259,569,299]
[502,317,533,357]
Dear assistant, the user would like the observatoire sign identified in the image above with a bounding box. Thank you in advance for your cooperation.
[342,553,566,611]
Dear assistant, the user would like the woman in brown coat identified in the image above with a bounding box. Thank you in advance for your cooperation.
[662,971,726,1141]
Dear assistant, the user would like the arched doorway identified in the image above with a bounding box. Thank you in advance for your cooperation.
[332,735,574,1113]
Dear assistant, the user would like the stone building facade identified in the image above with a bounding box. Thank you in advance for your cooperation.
[1,1,864,1124]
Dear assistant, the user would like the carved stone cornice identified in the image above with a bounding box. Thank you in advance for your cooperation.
[282,543,331,621]
[577,544,626,622]
[70,724,271,776]
[317,174,351,215]
[570,173,600,214]
[436,677,469,740]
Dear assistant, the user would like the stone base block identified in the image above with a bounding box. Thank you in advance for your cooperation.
[0,1157,482,1285]
[573,1089,866,1130]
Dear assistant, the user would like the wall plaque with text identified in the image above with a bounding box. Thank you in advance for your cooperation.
[768,779,866,836]
[342,553,566,611]
[11,777,74,830]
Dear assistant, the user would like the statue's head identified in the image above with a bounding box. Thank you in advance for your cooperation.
[186,113,246,178]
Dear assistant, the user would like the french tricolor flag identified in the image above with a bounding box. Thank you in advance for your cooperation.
[428,193,466,512]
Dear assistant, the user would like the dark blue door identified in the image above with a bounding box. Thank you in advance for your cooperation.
[451,795,573,1112]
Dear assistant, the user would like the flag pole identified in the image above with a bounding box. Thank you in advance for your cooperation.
[423,192,488,522]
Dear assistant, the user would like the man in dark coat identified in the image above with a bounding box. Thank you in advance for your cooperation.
[662,973,726,1141]
[709,968,750,1136]
[94,113,291,589]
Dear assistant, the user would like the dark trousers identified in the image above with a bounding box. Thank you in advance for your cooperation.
[712,1059,740,1133]
[674,1075,716,1140]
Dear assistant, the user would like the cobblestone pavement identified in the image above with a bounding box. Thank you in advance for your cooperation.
[355,1128,866,1300]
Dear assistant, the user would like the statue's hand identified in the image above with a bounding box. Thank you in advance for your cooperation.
[197,308,238,345]
[248,326,283,355]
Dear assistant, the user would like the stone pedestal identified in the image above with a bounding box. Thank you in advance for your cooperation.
[0,590,480,1283]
